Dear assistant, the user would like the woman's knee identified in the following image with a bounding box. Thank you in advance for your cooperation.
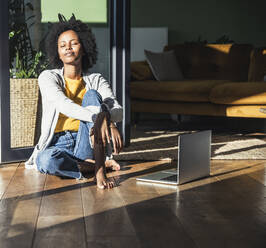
[82,89,102,107]
[36,148,62,174]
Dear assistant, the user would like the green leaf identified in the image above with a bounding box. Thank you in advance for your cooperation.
[9,31,15,39]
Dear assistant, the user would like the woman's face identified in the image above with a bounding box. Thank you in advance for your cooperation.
[57,30,83,67]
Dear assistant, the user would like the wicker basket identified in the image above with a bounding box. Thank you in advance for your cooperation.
[10,78,41,148]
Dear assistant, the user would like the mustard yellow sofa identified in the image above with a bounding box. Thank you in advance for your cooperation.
[130,44,266,119]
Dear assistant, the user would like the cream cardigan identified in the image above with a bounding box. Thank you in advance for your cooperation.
[25,68,123,170]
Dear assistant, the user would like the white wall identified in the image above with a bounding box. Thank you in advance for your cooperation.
[90,27,168,78]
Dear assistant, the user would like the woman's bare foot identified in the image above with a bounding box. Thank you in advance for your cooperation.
[95,166,115,189]
[92,112,117,189]
[105,159,120,171]
[94,139,115,189]
[82,159,120,171]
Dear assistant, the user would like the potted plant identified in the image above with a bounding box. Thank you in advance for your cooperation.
[9,0,47,148]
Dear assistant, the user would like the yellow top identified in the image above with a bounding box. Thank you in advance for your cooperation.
[54,77,86,133]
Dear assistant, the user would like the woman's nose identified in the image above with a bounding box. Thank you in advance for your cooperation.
[66,44,72,50]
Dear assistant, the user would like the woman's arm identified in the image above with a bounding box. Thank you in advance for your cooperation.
[93,74,123,152]
[38,70,101,122]
[109,122,123,154]
[92,114,123,154]
[91,73,123,123]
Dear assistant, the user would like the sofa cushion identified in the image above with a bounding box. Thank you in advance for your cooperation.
[210,82,266,105]
[144,50,184,81]
[164,44,253,81]
[131,61,154,80]
[248,47,266,82]
[132,100,266,118]
[131,80,228,102]
[131,100,226,116]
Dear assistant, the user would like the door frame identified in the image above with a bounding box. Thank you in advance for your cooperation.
[0,0,33,163]
[109,0,131,147]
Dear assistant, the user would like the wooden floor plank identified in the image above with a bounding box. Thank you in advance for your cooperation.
[113,161,174,205]
[0,163,19,200]
[117,178,197,248]
[115,171,197,248]
[0,163,46,248]
[86,235,141,248]
[33,175,86,248]
[212,160,266,179]
[248,162,266,186]
[170,165,266,248]
[81,177,140,247]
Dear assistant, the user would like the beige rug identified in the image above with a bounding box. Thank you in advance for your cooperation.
[114,129,266,161]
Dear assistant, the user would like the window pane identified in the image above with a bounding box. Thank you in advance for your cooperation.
[41,0,107,23]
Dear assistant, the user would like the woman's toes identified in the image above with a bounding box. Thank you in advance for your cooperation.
[96,178,116,189]
[105,159,121,171]
[97,181,105,189]
[107,181,114,189]
[112,161,120,171]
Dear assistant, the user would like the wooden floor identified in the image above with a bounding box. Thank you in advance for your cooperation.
[1,159,266,248]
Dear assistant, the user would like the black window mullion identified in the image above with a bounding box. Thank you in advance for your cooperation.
[0,0,33,163]
[110,0,131,146]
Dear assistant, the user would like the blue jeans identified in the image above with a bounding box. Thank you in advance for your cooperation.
[36,90,102,179]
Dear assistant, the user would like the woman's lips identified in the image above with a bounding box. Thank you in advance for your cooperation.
[65,52,74,56]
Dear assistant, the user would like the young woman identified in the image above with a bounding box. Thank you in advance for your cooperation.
[25,15,123,189]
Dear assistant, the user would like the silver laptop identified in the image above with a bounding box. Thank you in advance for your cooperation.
[136,130,211,185]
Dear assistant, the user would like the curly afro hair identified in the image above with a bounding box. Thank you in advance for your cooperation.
[45,14,97,72]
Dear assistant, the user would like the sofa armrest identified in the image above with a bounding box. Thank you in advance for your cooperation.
[248,47,266,82]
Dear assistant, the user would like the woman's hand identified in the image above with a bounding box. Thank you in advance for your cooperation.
[110,123,123,154]
[93,113,123,154]
[94,112,110,147]
[100,116,110,147]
